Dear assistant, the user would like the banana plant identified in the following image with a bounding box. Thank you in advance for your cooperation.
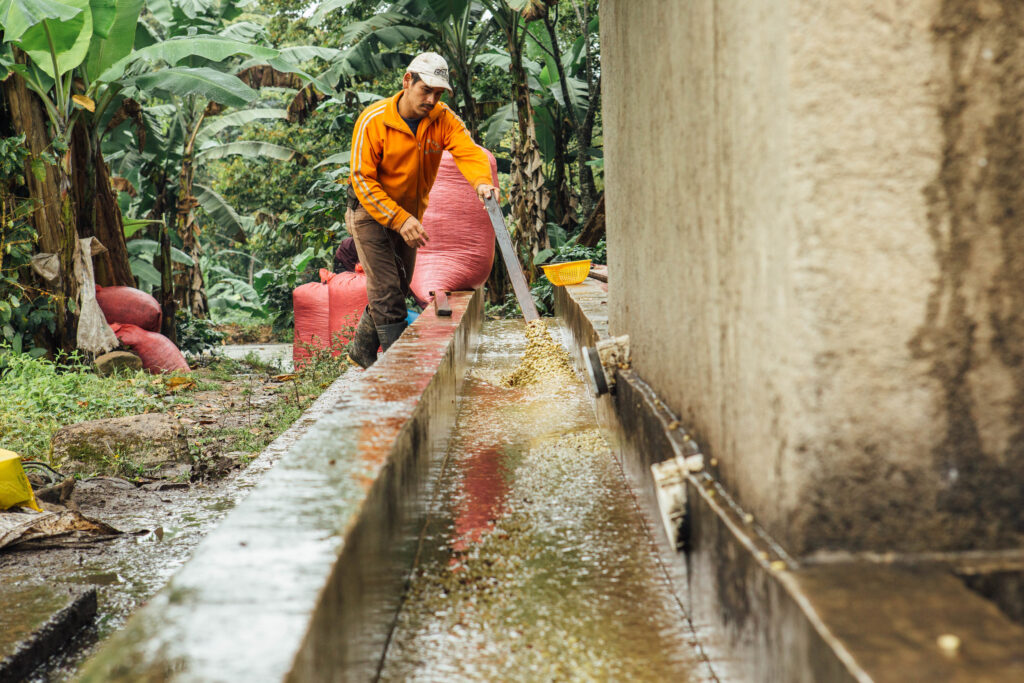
[320,0,496,138]
[92,0,333,319]
[0,0,298,346]
[1,0,110,350]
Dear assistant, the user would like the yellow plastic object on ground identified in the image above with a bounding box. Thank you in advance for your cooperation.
[541,259,592,286]
[0,448,42,512]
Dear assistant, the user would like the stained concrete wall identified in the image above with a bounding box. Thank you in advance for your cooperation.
[602,0,1024,555]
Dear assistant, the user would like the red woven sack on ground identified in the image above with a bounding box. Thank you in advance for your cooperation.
[293,274,330,367]
[110,323,190,374]
[95,285,162,332]
[410,149,498,306]
[325,270,368,351]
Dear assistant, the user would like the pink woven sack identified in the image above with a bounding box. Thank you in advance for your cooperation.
[109,323,190,374]
[293,275,330,367]
[96,285,162,332]
[410,149,498,305]
[324,270,368,351]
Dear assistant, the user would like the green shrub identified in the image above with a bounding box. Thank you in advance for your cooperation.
[176,310,226,355]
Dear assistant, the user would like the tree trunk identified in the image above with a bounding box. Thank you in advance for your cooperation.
[177,116,208,318]
[507,31,549,279]
[452,65,480,141]
[2,63,78,352]
[577,192,604,247]
[575,75,600,220]
[70,124,134,287]
[159,221,177,343]
[485,244,509,305]
[549,105,573,231]
[148,173,178,342]
[575,0,599,219]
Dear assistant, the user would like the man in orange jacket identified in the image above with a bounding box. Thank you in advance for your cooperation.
[346,52,498,368]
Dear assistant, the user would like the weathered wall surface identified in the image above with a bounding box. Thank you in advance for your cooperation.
[602,0,1024,555]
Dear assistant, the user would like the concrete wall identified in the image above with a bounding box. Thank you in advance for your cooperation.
[602,0,1024,555]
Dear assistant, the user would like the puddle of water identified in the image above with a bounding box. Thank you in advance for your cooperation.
[379,320,708,681]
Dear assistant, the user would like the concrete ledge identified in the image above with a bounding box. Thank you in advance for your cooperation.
[0,585,96,683]
[79,290,483,683]
[555,281,1024,682]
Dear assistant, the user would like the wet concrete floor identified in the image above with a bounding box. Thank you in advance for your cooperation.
[379,320,713,681]
[215,342,293,372]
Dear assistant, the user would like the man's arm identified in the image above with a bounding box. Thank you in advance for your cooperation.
[439,104,499,203]
[350,110,412,229]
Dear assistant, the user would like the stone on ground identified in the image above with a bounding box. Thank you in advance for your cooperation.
[94,350,143,377]
[51,413,189,474]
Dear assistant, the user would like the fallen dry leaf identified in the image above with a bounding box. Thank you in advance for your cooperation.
[273,374,298,382]
[166,377,196,393]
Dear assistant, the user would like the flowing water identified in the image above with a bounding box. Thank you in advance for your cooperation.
[378,320,711,681]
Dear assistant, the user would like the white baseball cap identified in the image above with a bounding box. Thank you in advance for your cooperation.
[406,52,453,92]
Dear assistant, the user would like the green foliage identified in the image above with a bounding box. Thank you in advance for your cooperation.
[175,308,226,355]
[254,246,322,332]
[0,349,163,460]
[0,135,56,357]
[124,231,192,294]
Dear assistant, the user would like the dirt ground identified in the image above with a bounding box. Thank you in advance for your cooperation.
[0,352,346,681]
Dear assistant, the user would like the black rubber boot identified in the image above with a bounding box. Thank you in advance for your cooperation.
[377,321,408,353]
[347,308,380,369]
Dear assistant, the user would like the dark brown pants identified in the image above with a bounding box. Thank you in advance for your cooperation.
[348,205,416,327]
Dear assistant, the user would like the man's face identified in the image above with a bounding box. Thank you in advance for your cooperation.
[402,73,447,116]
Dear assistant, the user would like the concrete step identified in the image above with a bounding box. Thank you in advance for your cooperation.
[0,582,96,683]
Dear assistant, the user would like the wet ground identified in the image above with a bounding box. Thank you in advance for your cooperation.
[214,342,293,372]
[379,321,714,681]
[0,350,353,681]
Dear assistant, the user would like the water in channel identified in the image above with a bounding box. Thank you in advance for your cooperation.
[378,320,708,681]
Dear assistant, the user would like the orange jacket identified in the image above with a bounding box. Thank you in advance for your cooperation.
[348,90,493,230]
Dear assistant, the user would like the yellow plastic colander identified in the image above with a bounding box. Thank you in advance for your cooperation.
[541,259,591,286]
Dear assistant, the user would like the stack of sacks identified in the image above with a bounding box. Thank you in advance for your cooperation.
[325,268,369,353]
[97,285,189,373]
[409,149,498,306]
[292,273,330,368]
[293,268,371,366]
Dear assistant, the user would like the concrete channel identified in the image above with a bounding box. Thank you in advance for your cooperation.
[75,283,719,681]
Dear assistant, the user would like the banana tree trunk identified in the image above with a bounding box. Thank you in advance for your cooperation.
[177,116,208,318]
[451,64,480,141]
[147,172,177,341]
[159,221,177,343]
[507,34,549,280]
[2,65,78,353]
[542,11,577,229]
[70,124,134,287]
[485,243,509,305]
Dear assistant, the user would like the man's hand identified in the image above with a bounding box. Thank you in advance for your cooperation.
[476,183,499,204]
[399,216,429,248]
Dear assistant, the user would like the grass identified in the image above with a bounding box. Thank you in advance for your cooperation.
[0,351,175,461]
[0,338,351,472]
[187,345,349,473]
